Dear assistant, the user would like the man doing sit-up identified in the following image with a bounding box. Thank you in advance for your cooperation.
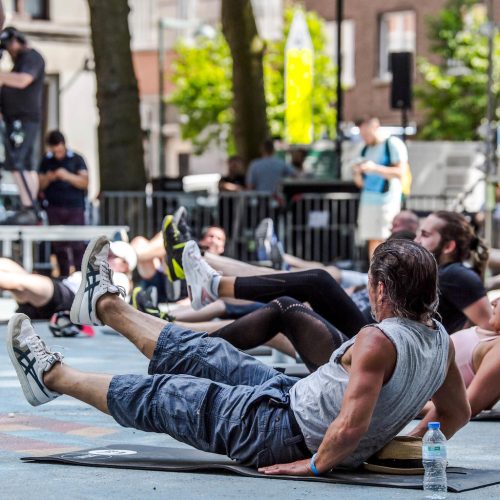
[7,237,470,475]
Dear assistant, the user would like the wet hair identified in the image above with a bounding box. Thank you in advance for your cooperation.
[433,211,489,279]
[46,130,66,146]
[370,239,439,323]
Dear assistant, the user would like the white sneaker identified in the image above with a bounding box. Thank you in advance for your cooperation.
[70,236,125,326]
[6,313,63,406]
[182,240,220,310]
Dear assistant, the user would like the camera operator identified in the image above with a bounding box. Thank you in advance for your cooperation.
[0,26,45,224]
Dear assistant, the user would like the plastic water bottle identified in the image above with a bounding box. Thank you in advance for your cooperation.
[422,422,447,499]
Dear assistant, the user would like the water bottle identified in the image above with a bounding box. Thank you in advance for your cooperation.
[422,422,447,499]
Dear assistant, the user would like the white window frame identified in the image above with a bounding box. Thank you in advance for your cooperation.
[378,10,416,80]
[325,19,356,88]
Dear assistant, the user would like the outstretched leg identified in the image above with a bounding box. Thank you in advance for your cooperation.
[183,241,367,338]
[72,237,282,387]
[7,313,307,468]
[213,296,347,371]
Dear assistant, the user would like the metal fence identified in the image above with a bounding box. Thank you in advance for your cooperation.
[99,191,362,264]
[99,190,483,264]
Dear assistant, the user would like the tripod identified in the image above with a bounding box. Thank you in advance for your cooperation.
[0,119,47,225]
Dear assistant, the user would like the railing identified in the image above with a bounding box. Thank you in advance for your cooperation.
[99,191,362,264]
[99,190,481,264]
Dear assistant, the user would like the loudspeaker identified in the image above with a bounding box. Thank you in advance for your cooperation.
[390,52,413,110]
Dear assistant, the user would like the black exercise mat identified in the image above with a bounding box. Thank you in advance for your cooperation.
[472,408,500,421]
[22,444,500,492]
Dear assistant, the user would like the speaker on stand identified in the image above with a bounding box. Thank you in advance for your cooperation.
[390,52,413,142]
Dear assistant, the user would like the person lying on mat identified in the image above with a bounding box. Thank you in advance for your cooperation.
[421,297,500,419]
[7,237,470,475]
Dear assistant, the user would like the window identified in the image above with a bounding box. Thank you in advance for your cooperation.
[251,0,283,41]
[379,10,416,79]
[5,0,49,20]
[325,20,356,88]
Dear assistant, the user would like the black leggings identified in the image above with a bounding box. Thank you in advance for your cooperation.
[233,269,368,338]
[213,296,348,372]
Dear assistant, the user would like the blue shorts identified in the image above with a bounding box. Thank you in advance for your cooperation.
[107,324,310,467]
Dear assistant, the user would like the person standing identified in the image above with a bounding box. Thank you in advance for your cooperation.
[38,130,89,277]
[0,26,45,224]
[246,139,297,194]
[353,117,407,258]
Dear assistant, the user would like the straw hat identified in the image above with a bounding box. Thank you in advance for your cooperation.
[363,436,424,475]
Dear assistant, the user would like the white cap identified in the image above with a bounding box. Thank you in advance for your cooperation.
[109,241,137,271]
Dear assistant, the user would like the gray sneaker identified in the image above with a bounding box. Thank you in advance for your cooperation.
[182,240,220,310]
[6,313,63,406]
[70,236,125,326]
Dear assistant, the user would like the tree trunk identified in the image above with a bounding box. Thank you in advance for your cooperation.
[221,0,268,169]
[87,0,146,191]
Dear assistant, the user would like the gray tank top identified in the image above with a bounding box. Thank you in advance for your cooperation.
[289,317,449,467]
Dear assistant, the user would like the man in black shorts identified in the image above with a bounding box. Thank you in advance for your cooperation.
[0,26,45,224]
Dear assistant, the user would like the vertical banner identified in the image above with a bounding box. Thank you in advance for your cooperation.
[285,10,314,145]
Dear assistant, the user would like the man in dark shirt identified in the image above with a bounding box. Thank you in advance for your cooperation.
[0,26,45,224]
[416,211,491,333]
[39,130,89,277]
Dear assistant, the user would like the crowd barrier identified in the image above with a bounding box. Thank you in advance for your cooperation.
[99,191,460,265]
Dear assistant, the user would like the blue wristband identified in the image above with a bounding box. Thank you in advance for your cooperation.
[310,453,321,477]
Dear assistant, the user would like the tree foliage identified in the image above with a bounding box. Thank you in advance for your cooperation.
[169,7,337,155]
[415,0,500,140]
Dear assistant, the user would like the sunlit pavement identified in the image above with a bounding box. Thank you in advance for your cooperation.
[0,303,499,499]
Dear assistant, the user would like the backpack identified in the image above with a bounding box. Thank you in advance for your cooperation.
[361,138,412,199]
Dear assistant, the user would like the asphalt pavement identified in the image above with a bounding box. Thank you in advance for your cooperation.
[0,299,499,499]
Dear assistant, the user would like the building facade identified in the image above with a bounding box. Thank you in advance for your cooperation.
[1,0,99,198]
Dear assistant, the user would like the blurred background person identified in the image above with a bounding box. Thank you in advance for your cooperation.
[0,26,45,224]
[38,130,89,277]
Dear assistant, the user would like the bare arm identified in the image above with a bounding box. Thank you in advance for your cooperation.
[409,339,471,439]
[0,72,34,89]
[259,328,395,475]
[462,296,492,330]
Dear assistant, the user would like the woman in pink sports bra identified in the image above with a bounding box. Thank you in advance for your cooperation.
[422,297,500,418]
[448,298,500,417]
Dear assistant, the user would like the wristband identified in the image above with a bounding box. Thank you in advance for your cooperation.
[310,453,321,477]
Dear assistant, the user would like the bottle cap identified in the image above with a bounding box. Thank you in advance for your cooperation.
[428,422,440,430]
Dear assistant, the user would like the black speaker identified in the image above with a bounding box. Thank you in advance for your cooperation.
[390,52,413,110]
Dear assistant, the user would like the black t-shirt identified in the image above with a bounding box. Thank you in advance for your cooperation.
[0,48,45,122]
[220,174,246,187]
[438,262,486,334]
[39,150,88,209]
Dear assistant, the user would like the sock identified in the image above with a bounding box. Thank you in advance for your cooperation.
[210,274,221,298]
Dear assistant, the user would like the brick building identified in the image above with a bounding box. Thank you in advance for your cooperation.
[305,0,500,127]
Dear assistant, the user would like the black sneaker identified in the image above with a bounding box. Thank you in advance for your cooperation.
[173,206,192,241]
[130,286,174,321]
[162,214,187,282]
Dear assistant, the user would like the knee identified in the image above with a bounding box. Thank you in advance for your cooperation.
[270,296,303,310]
[309,268,336,288]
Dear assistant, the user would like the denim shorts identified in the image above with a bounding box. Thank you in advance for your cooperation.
[107,323,311,467]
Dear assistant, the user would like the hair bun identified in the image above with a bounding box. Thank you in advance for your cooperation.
[470,236,480,251]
